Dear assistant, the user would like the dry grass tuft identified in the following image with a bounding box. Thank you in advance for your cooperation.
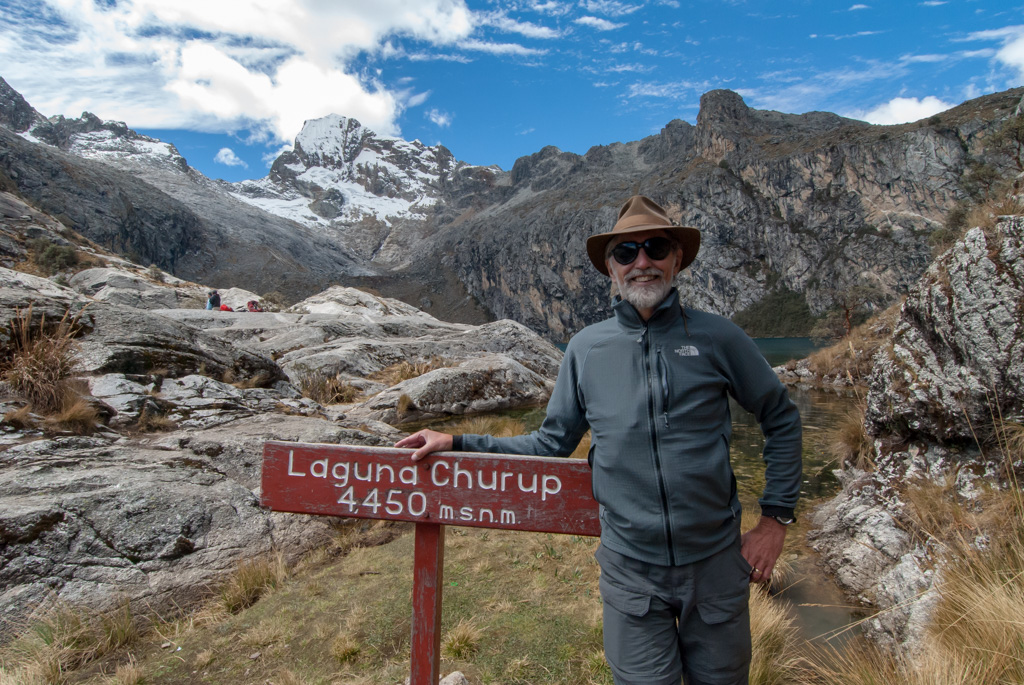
[330,632,361,664]
[826,403,874,470]
[219,552,289,613]
[966,192,1024,234]
[2,404,36,430]
[445,415,528,438]
[0,599,140,684]
[233,371,273,389]
[133,406,176,433]
[2,305,85,415]
[273,669,308,685]
[395,393,413,418]
[43,397,100,435]
[441,619,482,660]
[370,358,449,386]
[297,369,361,405]
[806,301,902,385]
[112,654,144,685]
[749,586,799,685]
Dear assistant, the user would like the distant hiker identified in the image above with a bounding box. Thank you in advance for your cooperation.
[397,195,802,685]
[205,290,220,310]
[246,300,264,312]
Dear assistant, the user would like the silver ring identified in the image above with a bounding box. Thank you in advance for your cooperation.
[753,568,760,574]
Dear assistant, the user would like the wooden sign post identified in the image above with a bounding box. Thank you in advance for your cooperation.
[262,442,600,684]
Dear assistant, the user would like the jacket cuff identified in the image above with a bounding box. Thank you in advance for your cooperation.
[452,434,463,451]
[760,505,796,521]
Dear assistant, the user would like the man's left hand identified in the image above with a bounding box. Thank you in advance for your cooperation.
[740,517,787,583]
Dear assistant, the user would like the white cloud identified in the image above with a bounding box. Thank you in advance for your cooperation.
[580,1,642,17]
[478,12,561,39]
[575,16,626,31]
[407,91,431,107]
[848,4,870,10]
[856,95,955,124]
[457,39,547,56]
[426,108,452,127]
[626,79,709,99]
[0,0,480,142]
[214,147,248,167]
[963,25,1024,82]
[919,1,946,6]
[531,1,572,15]
[262,144,293,166]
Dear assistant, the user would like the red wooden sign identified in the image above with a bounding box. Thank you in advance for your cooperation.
[262,442,601,536]
[261,442,600,685]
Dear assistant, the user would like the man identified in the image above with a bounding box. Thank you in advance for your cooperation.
[396,195,802,685]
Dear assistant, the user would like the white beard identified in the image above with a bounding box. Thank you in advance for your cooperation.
[613,267,672,311]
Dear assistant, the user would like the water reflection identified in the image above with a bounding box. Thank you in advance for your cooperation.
[730,386,865,644]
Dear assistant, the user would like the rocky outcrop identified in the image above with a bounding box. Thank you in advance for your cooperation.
[0,265,563,635]
[810,215,1024,652]
[0,77,43,133]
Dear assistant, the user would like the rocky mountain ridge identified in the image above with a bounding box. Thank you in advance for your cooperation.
[1,75,1021,340]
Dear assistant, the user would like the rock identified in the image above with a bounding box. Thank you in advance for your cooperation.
[865,218,1024,445]
[348,354,553,424]
[811,215,1024,653]
[0,412,400,637]
[68,267,205,309]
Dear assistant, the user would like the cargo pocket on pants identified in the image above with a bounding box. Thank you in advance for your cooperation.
[695,585,749,625]
[599,577,652,617]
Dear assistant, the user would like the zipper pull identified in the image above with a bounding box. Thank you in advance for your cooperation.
[637,327,648,345]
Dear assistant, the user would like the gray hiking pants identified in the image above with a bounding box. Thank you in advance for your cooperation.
[596,540,752,685]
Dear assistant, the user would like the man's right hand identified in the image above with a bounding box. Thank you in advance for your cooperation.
[394,429,454,462]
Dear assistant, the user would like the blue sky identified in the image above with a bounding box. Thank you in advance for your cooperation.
[1,0,1022,183]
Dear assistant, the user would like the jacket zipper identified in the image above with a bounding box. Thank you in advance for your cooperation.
[642,325,676,565]
[657,347,670,429]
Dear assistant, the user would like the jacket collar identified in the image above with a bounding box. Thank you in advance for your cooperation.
[612,288,684,333]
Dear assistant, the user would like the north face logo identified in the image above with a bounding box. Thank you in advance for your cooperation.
[675,345,699,357]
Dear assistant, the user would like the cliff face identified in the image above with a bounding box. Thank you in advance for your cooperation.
[440,89,1022,339]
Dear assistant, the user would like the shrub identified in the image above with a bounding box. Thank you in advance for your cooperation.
[30,239,79,275]
[732,287,815,337]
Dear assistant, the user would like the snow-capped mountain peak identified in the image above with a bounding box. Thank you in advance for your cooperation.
[230,113,472,231]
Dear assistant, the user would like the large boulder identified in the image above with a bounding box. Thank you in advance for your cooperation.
[68,267,205,309]
[0,414,400,635]
[811,215,1024,652]
[348,354,554,424]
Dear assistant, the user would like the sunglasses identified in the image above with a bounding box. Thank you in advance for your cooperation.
[610,237,675,265]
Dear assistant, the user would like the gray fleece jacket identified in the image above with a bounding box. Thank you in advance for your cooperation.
[457,289,803,566]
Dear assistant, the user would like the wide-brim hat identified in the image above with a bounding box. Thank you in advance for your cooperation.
[586,195,701,276]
